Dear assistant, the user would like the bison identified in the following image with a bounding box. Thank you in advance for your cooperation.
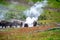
[0,20,12,28]
[33,21,37,26]
[0,20,20,28]
[11,21,23,28]
[24,23,28,27]
[0,20,24,28]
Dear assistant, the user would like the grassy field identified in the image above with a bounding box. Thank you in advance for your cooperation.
[0,26,60,40]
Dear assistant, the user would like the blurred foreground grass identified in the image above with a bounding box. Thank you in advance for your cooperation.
[0,27,60,40]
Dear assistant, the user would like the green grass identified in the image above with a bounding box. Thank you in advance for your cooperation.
[48,0,60,8]
[32,0,43,3]
[14,5,29,11]
[38,20,53,24]
[0,28,60,40]
[38,0,60,22]
[43,9,60,22]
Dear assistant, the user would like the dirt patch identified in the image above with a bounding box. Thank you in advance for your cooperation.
[0,25,56,35]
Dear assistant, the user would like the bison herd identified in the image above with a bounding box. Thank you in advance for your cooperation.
[0,20,23,28]
[0,20,37,29]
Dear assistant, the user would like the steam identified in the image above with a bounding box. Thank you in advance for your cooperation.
[0,5,9,20]
[0,1,19,20]
[24,0,47,27]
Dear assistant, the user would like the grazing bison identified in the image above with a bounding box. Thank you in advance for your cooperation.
[0,20,24,28]
[11,21,23,28]
[0,20,12,28]
[24,23,28,27]
[0,20,20,28]
[11,21,18,28]
[33,21,37,26]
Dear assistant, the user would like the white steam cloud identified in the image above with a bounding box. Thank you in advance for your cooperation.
[24,0,47,27]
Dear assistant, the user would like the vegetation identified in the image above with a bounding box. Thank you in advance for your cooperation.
[38,0,60,23]
[0,0,28,20]
[0,0,60,40]
[32,0,43,3]
[48,0,60,8]
[0,28,60,40]
[0,0,9,6]
[4,10,26,20]
[0,0,60,22]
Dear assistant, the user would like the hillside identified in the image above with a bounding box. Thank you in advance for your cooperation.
[38,0,60,23]
[0,0,60,40]
[0,0,60,22]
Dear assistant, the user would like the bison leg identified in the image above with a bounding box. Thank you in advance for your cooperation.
[2,26,4,28]
[10,25,12,28]
[5,26,6,28]
[2,26,6,28]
